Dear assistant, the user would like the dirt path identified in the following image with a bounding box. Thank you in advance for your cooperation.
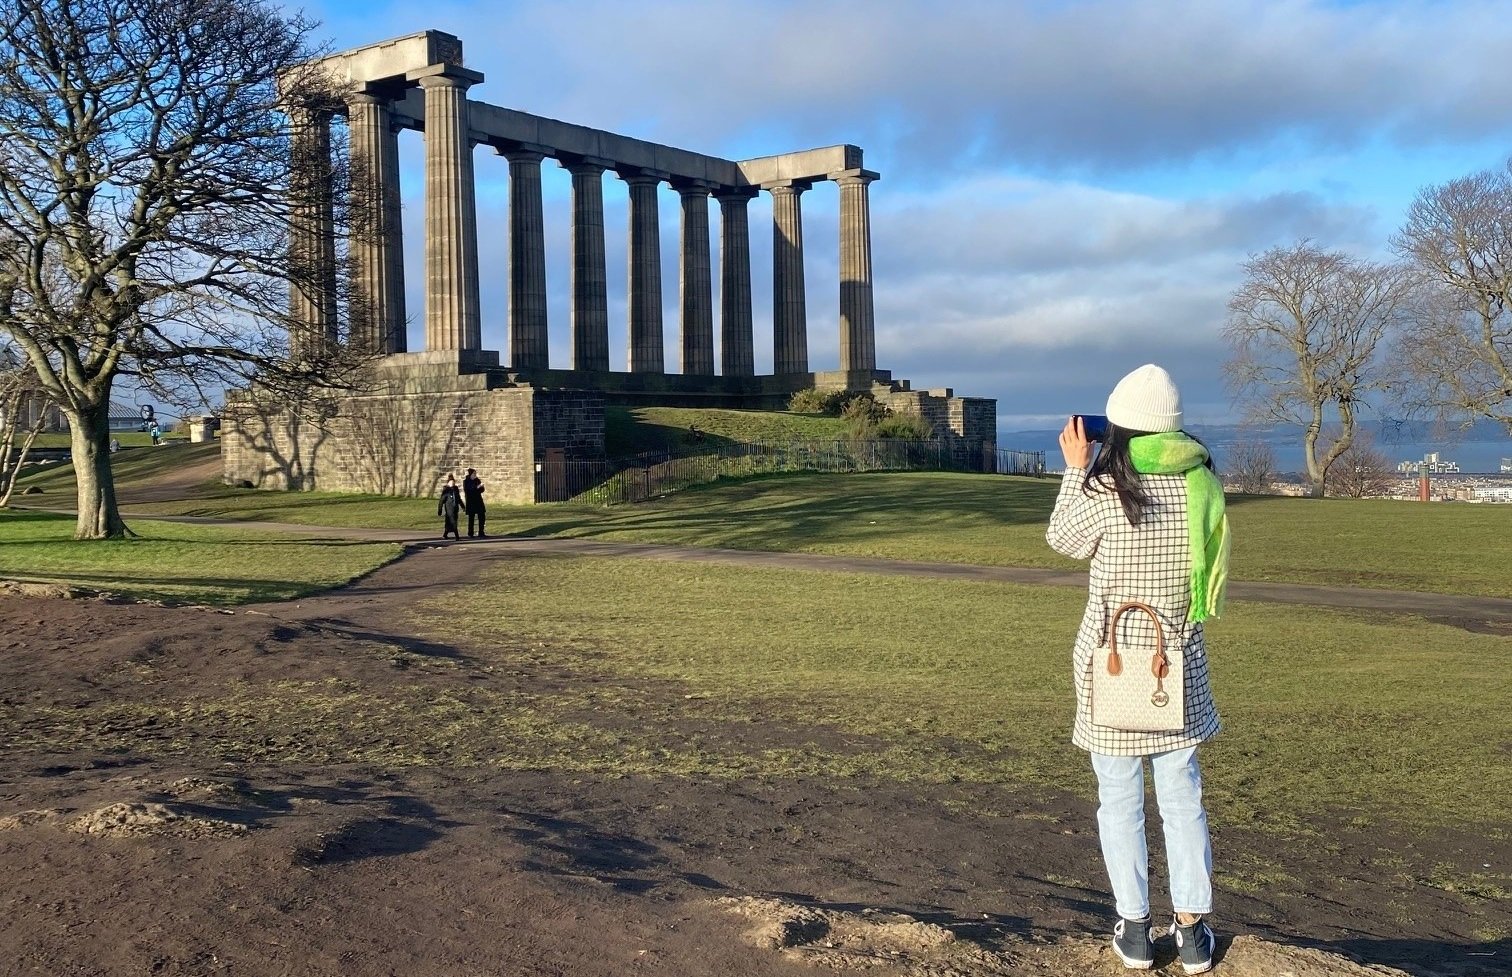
[118,445,224,503]
[3,543,1507,977]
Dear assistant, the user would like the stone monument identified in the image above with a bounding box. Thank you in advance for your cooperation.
[222,30,997,503]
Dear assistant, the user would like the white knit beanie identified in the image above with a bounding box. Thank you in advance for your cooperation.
[1105,364,1184,433]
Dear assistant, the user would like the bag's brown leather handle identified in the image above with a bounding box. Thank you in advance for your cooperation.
[1104,601,1169,681]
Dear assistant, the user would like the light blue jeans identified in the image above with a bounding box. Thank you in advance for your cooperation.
[1090,747,1213,921]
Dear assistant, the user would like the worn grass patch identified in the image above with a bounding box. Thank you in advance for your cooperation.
[0,509,401,604]
[16,441,219,495]
[416,557,1512,833]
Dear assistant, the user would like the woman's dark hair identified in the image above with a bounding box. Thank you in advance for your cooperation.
[1082,424,1214,526]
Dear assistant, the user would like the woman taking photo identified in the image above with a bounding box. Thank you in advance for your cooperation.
[1046,364,1229,974]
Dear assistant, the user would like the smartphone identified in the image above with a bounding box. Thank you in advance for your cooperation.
[1074,414,1110,443]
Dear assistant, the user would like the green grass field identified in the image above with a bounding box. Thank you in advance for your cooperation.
[30,431,193,449]
[6,432,1509,909]
[0,509,401,603]
[23,404,1507,600]
[103,467,1512,598]
[15,440,219,494]
[418,556,1512,835]
[604,406,851,456]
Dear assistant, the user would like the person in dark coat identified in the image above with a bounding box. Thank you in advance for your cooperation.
[437,474,464,540]
[462,467,487,538]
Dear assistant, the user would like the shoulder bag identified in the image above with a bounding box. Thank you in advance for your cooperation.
[1090,601,1185,733]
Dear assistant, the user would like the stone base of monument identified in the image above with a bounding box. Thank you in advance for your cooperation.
[220,354,997,504]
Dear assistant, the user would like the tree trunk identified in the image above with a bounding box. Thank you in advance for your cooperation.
[1302,412,1326,498]
[0,421,42,508]
[67,399,129,539]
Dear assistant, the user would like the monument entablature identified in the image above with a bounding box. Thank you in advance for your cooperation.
[225,29,995,503]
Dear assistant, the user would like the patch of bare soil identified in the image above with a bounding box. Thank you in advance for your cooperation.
[68,801,248,839]
[718,896,1420,977]
[1,548,1508,977]
[113,445,224,505]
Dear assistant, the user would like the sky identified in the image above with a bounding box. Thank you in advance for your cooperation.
[301,0,1512,433]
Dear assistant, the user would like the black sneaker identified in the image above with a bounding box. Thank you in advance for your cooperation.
[1112,916,1154,969]
[1171,916,1215,974]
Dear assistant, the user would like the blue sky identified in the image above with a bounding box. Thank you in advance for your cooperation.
[300,0,1512,432]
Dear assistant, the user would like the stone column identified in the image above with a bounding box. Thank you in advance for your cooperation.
[564,159,610,372]
[716,189,756,377]
[347,92,407,354]
[837,170,878,373]
[504,147,549,369]
[419,67,484,352]
[677,184,715,376]
[288,104,337,358]
[623,171,664,373]
[770,181,810,375]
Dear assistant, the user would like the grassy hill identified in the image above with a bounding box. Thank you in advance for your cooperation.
[12,414,1510,600]
[15,441,220,496]
[604,406,851,456]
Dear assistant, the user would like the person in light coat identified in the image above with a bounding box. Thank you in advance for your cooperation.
[1046,364,1229,975]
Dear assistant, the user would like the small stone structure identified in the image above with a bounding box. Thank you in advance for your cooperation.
[222,31,996,503]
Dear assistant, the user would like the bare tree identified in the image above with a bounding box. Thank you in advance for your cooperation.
[1224,438,1277,495]
[1321,427,1395,499]
[0,0,367,539]
[1393,162,1512,435]
[0,342,48,506]
[1224,242,1414,498]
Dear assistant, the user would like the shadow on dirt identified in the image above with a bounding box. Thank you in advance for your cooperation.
[301,621,471,662]
[1329,936,1510,977]
[500,808,671,893]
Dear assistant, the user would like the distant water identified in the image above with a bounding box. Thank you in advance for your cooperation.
[1003,420,1512,475]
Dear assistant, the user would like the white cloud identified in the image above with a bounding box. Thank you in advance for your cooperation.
[318,0,1512,173]
[312,0,1509,421]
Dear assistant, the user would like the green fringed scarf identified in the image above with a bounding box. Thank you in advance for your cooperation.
[1128,432,1230,622]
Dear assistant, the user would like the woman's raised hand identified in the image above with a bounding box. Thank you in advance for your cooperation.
[1059,416,1094,470]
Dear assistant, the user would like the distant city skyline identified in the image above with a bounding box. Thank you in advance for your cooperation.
[1006,418,1512,474]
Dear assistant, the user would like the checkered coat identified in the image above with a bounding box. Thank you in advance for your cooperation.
[1046,465,1221,756]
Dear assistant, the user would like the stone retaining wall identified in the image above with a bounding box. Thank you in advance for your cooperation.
[222,382,604,504]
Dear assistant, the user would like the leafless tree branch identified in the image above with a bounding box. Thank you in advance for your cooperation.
[0,0,372,538]
[1392,161,1512,436]
[1223,240,1413,497]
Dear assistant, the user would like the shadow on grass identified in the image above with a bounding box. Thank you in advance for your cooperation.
[0,532,394,548]
[300,621,471,662]
[604,418,740,457]
[514,472,1063,546]
[0,569,352,603]
[0,508,74,525]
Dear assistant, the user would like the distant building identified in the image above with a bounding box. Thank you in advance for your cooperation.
[1397,453,1460,474]
[2,398,153,434]
[4,390,65,433]
[1502,457,1512,473]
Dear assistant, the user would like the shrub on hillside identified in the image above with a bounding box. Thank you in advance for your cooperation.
[841,392,889,437]
[840,391,888,425]
[788,388,848,414]
[873,412,936,440]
